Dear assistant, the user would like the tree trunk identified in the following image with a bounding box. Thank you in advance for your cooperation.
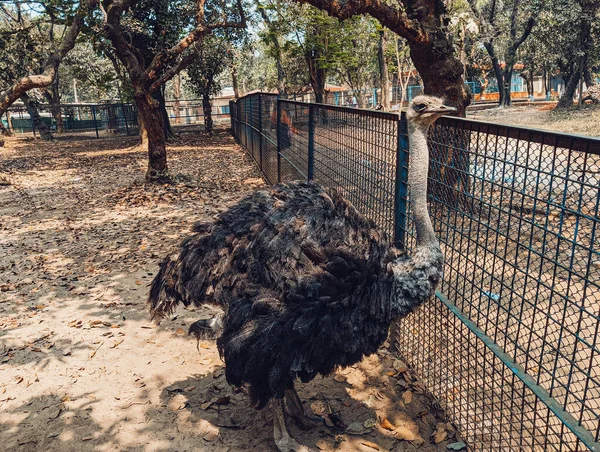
[378,30,390,110]
[356,91,367,108]
[578,55,585,108]
[542,64,547,95]
[408,40,469,115]
[155,88,174,139]
[136,91,168,181]
[43,76,65,133]
[408,37,472,209]
[307,50,326,104]
[501,67,513,106]
[232,66,240,99]
[21,93,52,140]
[202,92,213,135]
[306,24,327,105]
[172,74,181,124]
[583,68,595,89]
[483,42,505,106]
[557,71,579,109]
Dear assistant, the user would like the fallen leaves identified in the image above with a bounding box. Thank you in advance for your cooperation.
[200,396,230,411]
[377,417,417,442]
[89,341,105,358]
[392,359,408,373]
[110,339,124,349]
[378,417,395,431]
[433,422,456,444]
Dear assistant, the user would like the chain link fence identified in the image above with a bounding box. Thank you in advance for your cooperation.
[230,92,600,451]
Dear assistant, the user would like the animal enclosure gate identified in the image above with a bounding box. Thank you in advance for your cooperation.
[230,93,600,451]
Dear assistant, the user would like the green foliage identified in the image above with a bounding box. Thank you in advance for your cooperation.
[59,42,120,101]
[187,36,231,98]
[330,16,379,97]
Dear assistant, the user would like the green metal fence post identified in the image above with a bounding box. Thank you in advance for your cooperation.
[250,95,255,157]
[307,104,315,181]
[258,94,263,171]
[229,100,235,136]
[91,105,100,138]
[394,114,409,249]
[276,99,282,183]
[121,103,130,135]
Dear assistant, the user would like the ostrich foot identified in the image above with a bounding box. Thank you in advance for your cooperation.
[273,398,316,452]
[284,388,323,431]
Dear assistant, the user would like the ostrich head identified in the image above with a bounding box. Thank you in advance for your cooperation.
[406,95,457,126]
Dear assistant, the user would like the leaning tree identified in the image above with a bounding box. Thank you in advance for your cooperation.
[293,0,471,114]
[0,0,93,120]
[99,0,245,181]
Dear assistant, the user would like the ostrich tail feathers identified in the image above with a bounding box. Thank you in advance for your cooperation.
[148,256,182,321]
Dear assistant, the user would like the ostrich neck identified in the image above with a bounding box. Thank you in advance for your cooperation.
[407,121,437,247]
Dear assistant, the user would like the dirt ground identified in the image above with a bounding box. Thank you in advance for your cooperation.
[0,130,461,452]
[467,103,600,137]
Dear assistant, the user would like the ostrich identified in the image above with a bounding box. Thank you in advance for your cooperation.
[148,95,455,452]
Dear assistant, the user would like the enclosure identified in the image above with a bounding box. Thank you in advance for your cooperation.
[231,92,600,451]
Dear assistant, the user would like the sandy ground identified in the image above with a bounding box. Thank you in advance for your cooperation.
[468,103,600,137]
[0,130,460,452]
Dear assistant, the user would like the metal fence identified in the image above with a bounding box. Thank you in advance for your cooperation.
[3,102,139,138]
[3,99,232,139]
[164,99,231,127]
[231,92,600,451]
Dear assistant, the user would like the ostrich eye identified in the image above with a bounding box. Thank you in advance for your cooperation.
[414,103,428,112]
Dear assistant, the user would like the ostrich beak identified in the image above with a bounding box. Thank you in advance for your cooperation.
[424,104,457,115]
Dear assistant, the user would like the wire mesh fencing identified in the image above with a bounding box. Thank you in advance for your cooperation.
[231,92,600,451]
[3,99,232,139]
[4,103,139,139]
[164,99,231,129]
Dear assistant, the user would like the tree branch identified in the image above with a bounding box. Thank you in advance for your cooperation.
[143,0,245,88]
[292,0,426,44]
[0,0,95,115]
[512,16,535,50]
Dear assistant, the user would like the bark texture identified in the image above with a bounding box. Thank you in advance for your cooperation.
[136,92,168,181]
[21,93,52,141]
[203,93,213,134]
[43,77,65,133]
[378,30,391,110]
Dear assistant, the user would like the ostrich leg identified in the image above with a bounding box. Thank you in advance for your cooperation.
[284,387,322,430]
[273,398,315,452]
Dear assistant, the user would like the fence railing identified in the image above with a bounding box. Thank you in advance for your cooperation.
[3,103,139,138]
[230,92,600,451]
[3,99,231,138]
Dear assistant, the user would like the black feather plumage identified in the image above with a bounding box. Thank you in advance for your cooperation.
[148,181,443,409]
